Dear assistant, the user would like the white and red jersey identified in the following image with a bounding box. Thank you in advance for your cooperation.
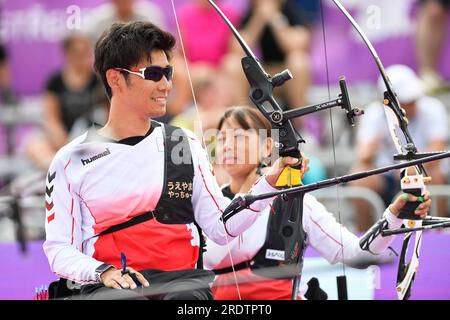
[205,191,403,299]
[43,123,277,284]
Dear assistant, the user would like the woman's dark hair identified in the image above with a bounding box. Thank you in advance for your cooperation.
[217,106,272,137]
[94,21,176,99]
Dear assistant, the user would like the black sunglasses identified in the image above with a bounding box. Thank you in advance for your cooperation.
[115,65,174,82]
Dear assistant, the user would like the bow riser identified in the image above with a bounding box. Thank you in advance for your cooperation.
[240,57,304,159]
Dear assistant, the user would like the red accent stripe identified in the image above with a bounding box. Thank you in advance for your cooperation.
[269,204,276,215]
[247,206,260,213]
[47,213,55,223]
[309,215,342,246]
[64,159,71,170]
[223,221,236,238]
[45,201,54,211]
[247,177,266,212]
[70,198,74,245]
[251,176,263,189]
[76,192,97,225]
[197,163,224,214]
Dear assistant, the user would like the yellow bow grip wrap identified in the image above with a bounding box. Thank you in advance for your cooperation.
[276,158,303,188]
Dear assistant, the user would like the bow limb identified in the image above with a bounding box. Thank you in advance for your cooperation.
[331,0,425,299]
[396,223,423,300]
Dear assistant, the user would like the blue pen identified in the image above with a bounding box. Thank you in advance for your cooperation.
[121,252,142,288]
[121,252,127,274]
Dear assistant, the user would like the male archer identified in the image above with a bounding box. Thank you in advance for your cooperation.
[43,21,298,300]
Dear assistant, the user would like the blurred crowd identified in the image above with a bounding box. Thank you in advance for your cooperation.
[0,0,449,243]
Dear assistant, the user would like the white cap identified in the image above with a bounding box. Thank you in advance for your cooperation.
[377,64,424,103]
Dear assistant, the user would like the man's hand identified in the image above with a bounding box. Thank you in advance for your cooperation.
[100,267,150,290]
[389,191,432,219]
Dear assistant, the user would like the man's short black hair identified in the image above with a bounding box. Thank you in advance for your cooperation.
[94,21,176,100]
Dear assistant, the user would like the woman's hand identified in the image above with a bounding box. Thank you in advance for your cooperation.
[264,155,307,187]
[389,191,431,219]
[300,152,310,175]
[100,267,149,290]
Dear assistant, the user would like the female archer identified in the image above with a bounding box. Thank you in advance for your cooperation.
[204,106,431,300]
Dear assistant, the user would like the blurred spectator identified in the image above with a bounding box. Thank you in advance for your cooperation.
[171,0,242,141]
[416,0,450,94]
[25,33,106,170]
[292,0,321,26]
[173,0,241,130]
[351,65,449,231]
[86,0,166,41]
[87,0,192,123]
[176,0,239,68]
[224,0,312,108]
[170,66,233,187]
[170,66,232,134]
[0,44,17,105]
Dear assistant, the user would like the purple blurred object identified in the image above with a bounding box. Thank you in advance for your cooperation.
[1,232,450,299]
[3,0,450,95]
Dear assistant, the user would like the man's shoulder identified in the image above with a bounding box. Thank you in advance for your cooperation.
[164,123,202,143]
[52,132,89,164]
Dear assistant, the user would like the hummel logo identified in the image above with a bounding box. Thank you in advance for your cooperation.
[81,148,111,166]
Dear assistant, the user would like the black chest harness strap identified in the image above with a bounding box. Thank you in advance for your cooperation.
[90,121,205,268]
